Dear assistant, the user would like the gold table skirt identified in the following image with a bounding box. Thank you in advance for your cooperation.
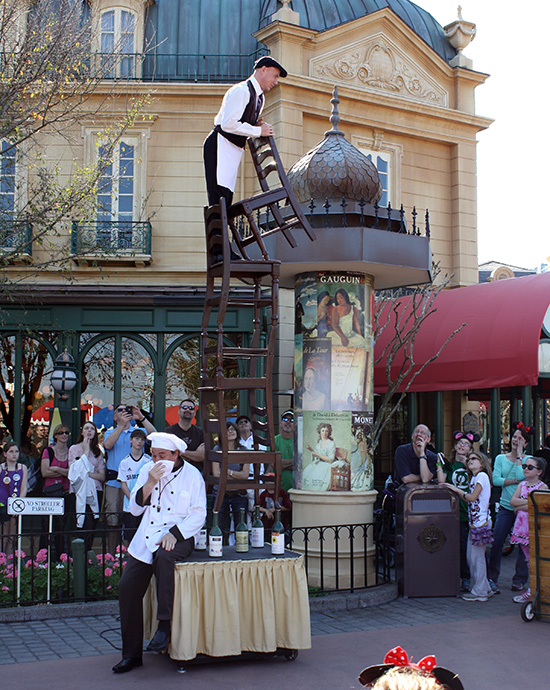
[143,550,311,661]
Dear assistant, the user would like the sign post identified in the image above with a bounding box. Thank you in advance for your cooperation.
[8,497,65,603]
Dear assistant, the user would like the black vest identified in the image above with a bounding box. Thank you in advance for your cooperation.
[215,80,258,149]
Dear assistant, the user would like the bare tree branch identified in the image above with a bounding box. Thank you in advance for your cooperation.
[372,265,468,451]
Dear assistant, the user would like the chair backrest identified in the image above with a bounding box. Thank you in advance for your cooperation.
[247,136,317,243]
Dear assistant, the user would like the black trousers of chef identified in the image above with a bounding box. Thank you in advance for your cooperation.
[118,537,194,660]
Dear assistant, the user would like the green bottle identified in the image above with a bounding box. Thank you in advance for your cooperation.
[251,506,264,548]
[209,511,223,558]
[235,507,249,553]
[271,509,285,555]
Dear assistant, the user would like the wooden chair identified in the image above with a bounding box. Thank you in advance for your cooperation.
[227,135,316,256]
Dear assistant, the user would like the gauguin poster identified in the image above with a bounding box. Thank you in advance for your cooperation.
[293,272,374,491]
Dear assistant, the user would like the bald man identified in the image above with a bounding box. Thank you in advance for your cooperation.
[393,424,438,486]
[113,433,206,674]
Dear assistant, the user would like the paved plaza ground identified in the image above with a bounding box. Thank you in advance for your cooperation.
[1,555,544,689]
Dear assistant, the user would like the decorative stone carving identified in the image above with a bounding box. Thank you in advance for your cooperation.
[311,34,448,106]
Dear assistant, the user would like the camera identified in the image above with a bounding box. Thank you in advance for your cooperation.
[125,406,133,415]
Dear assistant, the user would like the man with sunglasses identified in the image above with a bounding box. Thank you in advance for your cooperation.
[274,409,295,493]
[103,404,156,554]
[165,399,205,471]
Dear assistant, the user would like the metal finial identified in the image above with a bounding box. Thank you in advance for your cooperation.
[329,86,341,132]
[324,86,344,137]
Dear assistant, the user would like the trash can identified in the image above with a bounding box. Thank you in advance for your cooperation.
[395,483,460,597]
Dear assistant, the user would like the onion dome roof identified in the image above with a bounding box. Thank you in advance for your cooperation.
[287,87,383,204]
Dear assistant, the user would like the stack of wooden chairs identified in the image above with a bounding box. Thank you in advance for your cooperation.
[200,136,315,511]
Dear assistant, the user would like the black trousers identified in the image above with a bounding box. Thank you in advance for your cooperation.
[203,130,234,208]
[118,537,194,660]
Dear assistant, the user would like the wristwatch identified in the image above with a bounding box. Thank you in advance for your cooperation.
[229,470,234,477]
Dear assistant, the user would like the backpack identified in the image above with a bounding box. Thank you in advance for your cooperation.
[27,447,53,497]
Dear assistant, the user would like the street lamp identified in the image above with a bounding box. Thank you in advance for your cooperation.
[50,349,77,401]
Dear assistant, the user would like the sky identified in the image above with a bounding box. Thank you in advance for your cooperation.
[415,1,550,269]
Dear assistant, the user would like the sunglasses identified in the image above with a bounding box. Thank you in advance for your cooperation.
[56,431,69,436]
[115,407,127,413]
[522,464,539,471]
[180,405,194,411]
[237,420,250,425]
[281,416,294,422]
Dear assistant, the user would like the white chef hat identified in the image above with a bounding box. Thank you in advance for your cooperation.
[147,432,187,454]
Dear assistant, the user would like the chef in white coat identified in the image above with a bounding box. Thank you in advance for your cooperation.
[113,432,206,674]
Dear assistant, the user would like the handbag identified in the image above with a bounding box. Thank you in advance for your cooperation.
[43,483,64,498]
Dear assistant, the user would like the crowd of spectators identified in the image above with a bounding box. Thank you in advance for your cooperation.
[0,401,296,556]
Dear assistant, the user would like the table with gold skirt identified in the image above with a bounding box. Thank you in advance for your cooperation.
[143,546,312,661]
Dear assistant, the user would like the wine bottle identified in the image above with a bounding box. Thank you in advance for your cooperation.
[235,507,249,553]
[250,506,264,548]
[195,519,207,551]
[271,509,285,555]
[209,511,223,558]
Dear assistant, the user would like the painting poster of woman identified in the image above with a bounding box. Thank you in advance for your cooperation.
[301,411,351,492]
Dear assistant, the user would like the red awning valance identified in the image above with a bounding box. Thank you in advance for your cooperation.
[373,272,550,394]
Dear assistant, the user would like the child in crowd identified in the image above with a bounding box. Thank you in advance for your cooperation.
[510,456,548,602]
[0,442,28,553]
[449,450,494,602]
[117,429,151,542]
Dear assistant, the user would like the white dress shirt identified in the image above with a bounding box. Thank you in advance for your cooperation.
[213,75,264,191]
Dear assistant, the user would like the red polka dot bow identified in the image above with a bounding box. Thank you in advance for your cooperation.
[383,646,437,673]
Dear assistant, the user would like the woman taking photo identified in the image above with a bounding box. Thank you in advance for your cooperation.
[69,421,105,550]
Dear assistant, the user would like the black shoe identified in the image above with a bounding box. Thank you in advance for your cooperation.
[146,629,171,654]
[511,583,524,591]
[112,657,143,673]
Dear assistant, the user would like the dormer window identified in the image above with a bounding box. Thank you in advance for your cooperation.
[100,8,136,77]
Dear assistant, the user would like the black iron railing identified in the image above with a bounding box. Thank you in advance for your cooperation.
[94,49,268,82]
[0,221,32,255]
[0,512,392,607]
[71,220,151,258]
[234,198,430,243]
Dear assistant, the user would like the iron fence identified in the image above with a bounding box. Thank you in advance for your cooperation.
[71,220,152,257]
[0,221,33,256]
[94,49,268,82]
[0,511,392,607]
[233,198,431,245]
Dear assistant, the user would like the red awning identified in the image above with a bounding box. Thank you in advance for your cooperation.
[374,272,550,393]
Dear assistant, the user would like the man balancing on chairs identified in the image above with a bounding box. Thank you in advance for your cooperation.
[203,56,287,211]
[112,432,206,673]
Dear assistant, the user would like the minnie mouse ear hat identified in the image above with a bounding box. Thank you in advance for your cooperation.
[358,646,464,690]
[453,430,480,443]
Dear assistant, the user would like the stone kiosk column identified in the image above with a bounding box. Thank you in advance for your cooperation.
[254,88,433,588]
[293,270,375,589]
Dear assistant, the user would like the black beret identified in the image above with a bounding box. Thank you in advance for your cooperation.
[253,56,288,78]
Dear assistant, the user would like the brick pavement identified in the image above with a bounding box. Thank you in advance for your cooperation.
[0,551,527,666]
